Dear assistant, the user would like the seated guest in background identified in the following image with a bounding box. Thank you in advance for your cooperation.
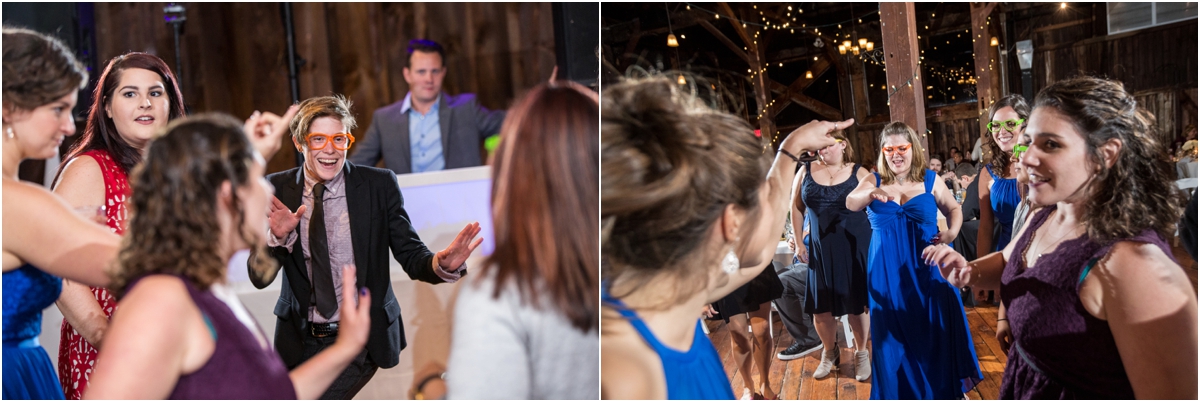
[929,156,958,192]
[349,39,506,174]
[87,113,366,399]
[951,147,978,179]
[945,147,960,171]
[445,81,599,399]
[600,76,842,399]
[2,26,116,400]
[250,95,483,399]
[51,51,186,400]
[925,76,1196,399]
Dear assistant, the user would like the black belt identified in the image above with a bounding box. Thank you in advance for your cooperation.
[310,322,339,338]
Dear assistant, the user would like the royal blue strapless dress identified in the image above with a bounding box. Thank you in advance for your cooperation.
[985,164,1020,251]
[602,288,734,400]
[865,170,982,399]
[3,264,65,399]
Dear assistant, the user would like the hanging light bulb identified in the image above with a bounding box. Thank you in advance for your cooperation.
[990,37,999,46]
[843,40,852,49]
[678,74,687,85]
[1060,2,1067,9]
[667,33,679,47]
[866,41,874,51]
[839,45,847,55]
[859,38,868,47]
[806,70,814,79]
[852,46,860,55]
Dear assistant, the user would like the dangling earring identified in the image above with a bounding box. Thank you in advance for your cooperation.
[5,127,13,140]
[722,249,740,273]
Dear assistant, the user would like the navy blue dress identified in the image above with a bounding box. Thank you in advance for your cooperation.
[800,163,871,316]
[3,264,65,399]
[985,164,1020,251]
[865,170,982,399]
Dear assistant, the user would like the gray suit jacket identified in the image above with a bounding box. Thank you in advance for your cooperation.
[349,92,506,174]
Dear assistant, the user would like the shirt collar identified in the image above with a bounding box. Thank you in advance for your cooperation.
[400,92,440,116]
[302,164,346,197]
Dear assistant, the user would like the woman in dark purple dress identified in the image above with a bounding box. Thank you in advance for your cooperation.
[86,112,377,399]
[924,76,1197,399]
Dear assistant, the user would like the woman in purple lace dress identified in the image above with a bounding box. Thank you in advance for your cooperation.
[924,76,1197,399]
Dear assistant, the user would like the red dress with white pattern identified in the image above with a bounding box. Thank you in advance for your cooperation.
[56,150,129,399]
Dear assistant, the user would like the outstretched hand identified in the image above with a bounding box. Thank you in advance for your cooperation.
[335,264,371,349]
[244,104,301,161]
[435,222,484,271]
[869,188,894,204]
[922,243,972,288]
[780,118,854,155]
[268,196,306,239]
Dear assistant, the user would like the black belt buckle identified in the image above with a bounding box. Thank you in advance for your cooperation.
[310,322,339,338]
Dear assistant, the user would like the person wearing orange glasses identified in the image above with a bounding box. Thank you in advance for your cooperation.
[846,122,981,399]
[248,95,484,399]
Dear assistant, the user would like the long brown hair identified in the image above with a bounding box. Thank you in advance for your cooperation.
[60,52,186,178]
[982,93,1030,177]
[1033,76,1183,243]
[2,27,88,111]
[876,121,928,185]
[602,76,771,309]
[112,114,274,298]
[484,82,598,332]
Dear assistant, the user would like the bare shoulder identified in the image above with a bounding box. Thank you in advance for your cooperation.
[601,310,666,399]
[855,165,871,180]
[1100,241,1187,286]
[1083,240,1193,320]
[120,275,196,314]
[53,154,106,204]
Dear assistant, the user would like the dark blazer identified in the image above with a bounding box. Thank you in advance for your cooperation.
[250,161,450,369]
[348,92,507,174]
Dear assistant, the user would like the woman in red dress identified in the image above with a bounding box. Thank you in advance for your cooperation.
[52,52,185,399]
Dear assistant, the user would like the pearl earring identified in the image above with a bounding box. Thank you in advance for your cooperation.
[5,127,13,140]
[721,249,740,273]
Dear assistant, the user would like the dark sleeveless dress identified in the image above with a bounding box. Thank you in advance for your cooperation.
[2,264,65,400]
[999,206,1175,399]
[800,162,871,316]
[126,275,297,399]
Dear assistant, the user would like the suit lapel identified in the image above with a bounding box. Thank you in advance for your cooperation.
[344,162,371,286]
[396,107,412,172]
[438,93,451,158]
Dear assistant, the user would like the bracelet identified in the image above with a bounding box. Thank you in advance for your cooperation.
[778,149,801,163]
[997,318,1008,322]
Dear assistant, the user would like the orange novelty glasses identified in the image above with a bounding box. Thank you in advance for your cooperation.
[882,143,912,156]
[306,133,355,151]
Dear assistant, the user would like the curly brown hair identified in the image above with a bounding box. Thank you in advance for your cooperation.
[982,94,1030,177]
[1033,76,1184,243]
[601,76,771,309]
[111,114,275,298]
[2,27,88,111]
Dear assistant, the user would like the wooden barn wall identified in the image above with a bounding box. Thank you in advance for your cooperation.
[93,3,555,174]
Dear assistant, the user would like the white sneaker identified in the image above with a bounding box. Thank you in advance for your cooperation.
[813,347,840,379]
[854,350,871,381]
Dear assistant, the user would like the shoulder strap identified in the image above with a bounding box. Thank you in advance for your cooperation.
[873,172,881,187]
[924,169,935,194]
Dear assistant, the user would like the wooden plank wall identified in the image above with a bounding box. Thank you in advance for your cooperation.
[92,3,555,174]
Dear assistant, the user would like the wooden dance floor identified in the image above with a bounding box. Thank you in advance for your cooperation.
[705,303,1005,400]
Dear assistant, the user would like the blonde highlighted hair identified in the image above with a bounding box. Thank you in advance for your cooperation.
[875,121,927,185]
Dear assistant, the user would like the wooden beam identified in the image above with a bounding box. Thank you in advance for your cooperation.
[719,2,756,52]
[880,2,929,151]
[971,2,1001,135]
[698,20,749,63]
[790,92,844,121]
[1031,18,1091,33]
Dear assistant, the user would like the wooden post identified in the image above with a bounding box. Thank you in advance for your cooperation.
[880,2,928,155]
[719,3,775,146]
[971,2,999,136]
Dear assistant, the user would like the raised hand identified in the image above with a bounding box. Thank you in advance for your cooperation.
[243,104,301,161]
[780,118,854,155]
[869,188,894,204]
[922,243,971,288]
[435,222,484,271]
[268,196,306,239]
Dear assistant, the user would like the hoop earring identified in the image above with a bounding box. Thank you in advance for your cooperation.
[721,249,740,274]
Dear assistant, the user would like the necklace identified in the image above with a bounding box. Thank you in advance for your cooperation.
[1024,209,1085,265]
[820,161,848,184]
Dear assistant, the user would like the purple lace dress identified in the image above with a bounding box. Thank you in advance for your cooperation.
[999,206,1174,399]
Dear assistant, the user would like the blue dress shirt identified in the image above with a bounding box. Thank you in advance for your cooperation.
[401,93,445,173]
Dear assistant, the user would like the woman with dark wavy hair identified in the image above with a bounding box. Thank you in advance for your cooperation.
[1,27,117,400]
[600,75,845,399]
[445,81,599,399]
[50,51,186,400]
[86,113,371,399]
[925,76,1197,399]
[977,94,1030,258]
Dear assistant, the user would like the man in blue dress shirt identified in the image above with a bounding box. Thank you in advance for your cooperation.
[349,39,507,174]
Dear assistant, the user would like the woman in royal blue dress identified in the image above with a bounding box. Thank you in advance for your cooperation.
[1,27,121,400]
[846,122,982,399]
[978,94,1029,256]
[600,76,845,399]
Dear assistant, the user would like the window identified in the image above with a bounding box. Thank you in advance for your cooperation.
[1108,2,1197,34]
